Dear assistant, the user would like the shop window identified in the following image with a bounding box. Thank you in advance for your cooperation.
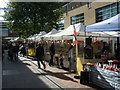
[57,20,64,30]
[96,2,120,23]
[71,13,84,25]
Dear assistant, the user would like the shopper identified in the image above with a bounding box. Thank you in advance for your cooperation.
[60,54,64,68]
[36,44,46,69]
[21,44,26,57]
[49,43,55,66]
[8,43,13,61]
[68,45,74,72]
[55,56,59,67]
[12,43,19,61]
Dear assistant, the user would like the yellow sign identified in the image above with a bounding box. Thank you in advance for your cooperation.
[28,48,35,56]
[76,57,83,76]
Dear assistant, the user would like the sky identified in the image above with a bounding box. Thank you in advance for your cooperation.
[0,0,9,21]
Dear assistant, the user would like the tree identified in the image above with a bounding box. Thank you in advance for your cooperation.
[4,2,63,38]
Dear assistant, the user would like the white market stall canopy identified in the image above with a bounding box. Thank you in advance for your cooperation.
[49,23,85,40]
[42,29,58,38]
[36,31,46,39]
[10,37,24,42]
[86,14,120,32]
[30,34,38,40]
[36,31,46,37]
[91,31,120,37]
[27,35,33,40]
[27,31,46,41]
[41,23,112,41]
[53,23,84,36]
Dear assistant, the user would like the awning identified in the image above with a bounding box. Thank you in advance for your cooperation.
[86,14,120,32]
[49,23,85,40]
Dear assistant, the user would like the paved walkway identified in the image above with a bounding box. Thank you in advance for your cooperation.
[2,50,97,89]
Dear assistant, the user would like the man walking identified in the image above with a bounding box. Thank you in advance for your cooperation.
[12,43,19,61]
[36,44,46,69]
[49,43,55,66]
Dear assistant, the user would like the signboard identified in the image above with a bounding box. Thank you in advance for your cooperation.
[84,45,93,59]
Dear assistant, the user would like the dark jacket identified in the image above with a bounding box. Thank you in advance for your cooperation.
[50,44,55,55]
[12,45,19,53]
[36,45,44,57]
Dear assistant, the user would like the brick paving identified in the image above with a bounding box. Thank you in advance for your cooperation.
[20,56,96,89]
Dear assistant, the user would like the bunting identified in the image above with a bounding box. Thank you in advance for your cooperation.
[72,25,77,46]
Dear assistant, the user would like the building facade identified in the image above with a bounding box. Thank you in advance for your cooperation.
[62,1,120,28]
[0,22,8,37]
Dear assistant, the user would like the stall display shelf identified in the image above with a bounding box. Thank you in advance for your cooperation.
[90,66,120,89]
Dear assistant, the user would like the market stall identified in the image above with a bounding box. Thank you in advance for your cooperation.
[39,23,85,71]
[81,14,120,89]
[41,23,113,72]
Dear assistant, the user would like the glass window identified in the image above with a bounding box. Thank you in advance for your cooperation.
[71,13,84,25]
[96,2,119,23]
[57,20,64,30]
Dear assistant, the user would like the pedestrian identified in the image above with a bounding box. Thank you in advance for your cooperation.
[8,43,13,61]
[12,43,19,61]
[36,44,46,69]
[49,43,55,66]
[55,56,59,67]
[60,54,64,68]
[25,44,29,57]
[68,45,74,72]
[21,44,26,57]
[15,43,19,59]
[19,44,23,56]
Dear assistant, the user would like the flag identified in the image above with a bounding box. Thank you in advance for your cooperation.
[73,25,77,37]
[74,30,77,36]
[72,25,77,46]
[72,36,77,46]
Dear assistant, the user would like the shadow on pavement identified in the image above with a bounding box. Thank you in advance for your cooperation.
[22,63,31,66]
[36,69,78,83]
[2,53,54,89]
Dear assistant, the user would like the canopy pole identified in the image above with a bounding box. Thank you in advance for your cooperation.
[73,24,83,78]
[75,37,83,77]
[76,41,78,57]
[117,37,120,60]
[112,40,115,55]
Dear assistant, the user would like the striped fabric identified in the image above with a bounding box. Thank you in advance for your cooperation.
[72,25,77,46]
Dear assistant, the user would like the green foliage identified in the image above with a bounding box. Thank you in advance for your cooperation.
[4,2,63,38]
